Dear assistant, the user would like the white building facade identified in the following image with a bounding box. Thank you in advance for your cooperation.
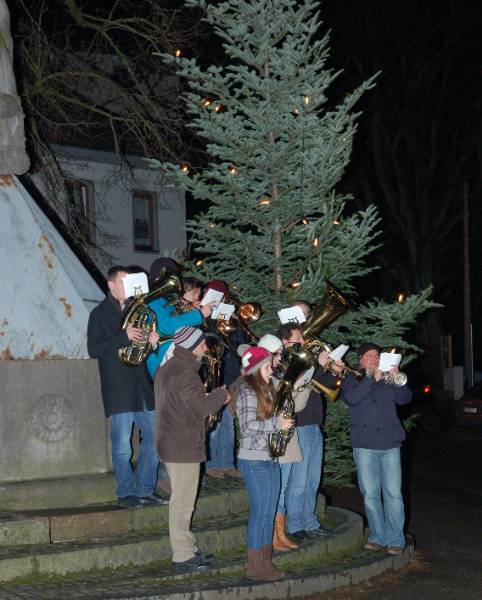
[37,144,187,275]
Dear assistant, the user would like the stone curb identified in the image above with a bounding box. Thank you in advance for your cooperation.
[0,506,359,587]
[115,544,415,600]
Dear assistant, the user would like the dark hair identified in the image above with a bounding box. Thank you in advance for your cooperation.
[276,322,303,341]
[107,265,127,281]
[183,276,203,292]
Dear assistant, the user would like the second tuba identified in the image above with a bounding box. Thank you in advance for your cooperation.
[302,280,353,355]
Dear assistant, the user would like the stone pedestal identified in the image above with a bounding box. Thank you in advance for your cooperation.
[0,359,110,482]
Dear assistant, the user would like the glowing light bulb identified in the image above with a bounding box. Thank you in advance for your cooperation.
[333,218,341,225]
[293,108,300,115]
[397,293,405,303]
[312,238,319,247]
[291,281,301,288]
[174,49,182,57]
[228,166,238,175]
[302,218,308,225]
[201,98,212,108]
[213,104,222,113]
[303,95,311,105]
[260,198,270,206]
[195,259,204,267]
[180,163,190,173]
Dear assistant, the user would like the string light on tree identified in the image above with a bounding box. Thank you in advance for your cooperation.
[397,293,406,303]
[228,165,238,175]
[213,104,223,113]
[333,218,342,225]
[301,218,308,225]
[303,95,312,106]
[195,259,204,267]
[201,98,212,108]
[312,238,319,248]
[259,197,270,206]
[180,163,190,173]
[174,49,182,57]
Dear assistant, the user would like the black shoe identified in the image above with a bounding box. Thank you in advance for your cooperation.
[305,526,328,539]
[137,493,169,506]
[117,495,142,509]
[195,550,214,562]
[290,530,309,541]
[172,555,212,573]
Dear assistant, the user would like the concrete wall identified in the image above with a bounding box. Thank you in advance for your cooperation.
[0,359,111,482]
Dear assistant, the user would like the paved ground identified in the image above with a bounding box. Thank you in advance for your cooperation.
[316,424,482,600]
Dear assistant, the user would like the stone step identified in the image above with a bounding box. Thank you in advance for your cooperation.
[0,506,359,583]
[0,482,249,546]
[0,521,413,599]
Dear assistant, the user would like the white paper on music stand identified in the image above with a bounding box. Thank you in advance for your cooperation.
[200,288,224,307]
[123,272,149,297]
[277,306,306,324]
[379,352,402,372]
[212,302,235,320]
[328,344,349,361]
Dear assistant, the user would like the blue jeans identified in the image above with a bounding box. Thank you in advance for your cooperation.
[238,459,280,549]
[206,406,235,470]
[353,447,405,548]
[110,408,159,498]
[286,425,323,533]
[277,462,293,514]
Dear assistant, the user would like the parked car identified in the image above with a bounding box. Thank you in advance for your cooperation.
[460,382,482,424]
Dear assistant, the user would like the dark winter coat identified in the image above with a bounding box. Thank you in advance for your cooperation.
[341,374,412,450]
[155,345,227,463]
[87,294,155,417]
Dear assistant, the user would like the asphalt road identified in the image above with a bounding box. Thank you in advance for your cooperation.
[317,425,482,600]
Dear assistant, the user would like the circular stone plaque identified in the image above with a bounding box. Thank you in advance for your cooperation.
[31,394,74,442]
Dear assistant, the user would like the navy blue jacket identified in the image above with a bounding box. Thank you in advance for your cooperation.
[341,374,411,450]
[87,294,155,417]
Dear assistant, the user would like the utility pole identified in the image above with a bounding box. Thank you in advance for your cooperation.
[463,181,473,389]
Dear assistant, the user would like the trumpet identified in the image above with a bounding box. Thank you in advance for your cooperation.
[381,371,408,387]
[365,369,408,387]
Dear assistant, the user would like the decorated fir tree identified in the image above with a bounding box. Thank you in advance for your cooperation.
[155,0,437,485]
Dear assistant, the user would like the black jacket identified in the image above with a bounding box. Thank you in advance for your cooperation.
[87,294,155,417]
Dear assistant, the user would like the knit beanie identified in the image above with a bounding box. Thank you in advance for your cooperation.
[205,279,229,295]
[241,346,272,375]
[258,333,283,354]
[357,341,381,358]
[173,326,206,351]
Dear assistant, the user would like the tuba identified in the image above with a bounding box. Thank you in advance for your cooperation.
[302,280,353,355]
[268,344,314,458]
[118,269,184,366]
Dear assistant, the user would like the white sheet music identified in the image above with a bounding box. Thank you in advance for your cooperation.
[277,306,306,324]
[123,272,149,297]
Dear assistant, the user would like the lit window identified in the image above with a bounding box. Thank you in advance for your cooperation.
[66,180,95,243]
[133,191,158,251]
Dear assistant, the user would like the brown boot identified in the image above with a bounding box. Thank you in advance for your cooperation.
[261,544,285,579]
[273,513,299,550]
[246,548,283,581]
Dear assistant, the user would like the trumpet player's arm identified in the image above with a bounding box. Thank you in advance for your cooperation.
[391,382,412,405]
[236,386,278,435]
[87,308,129,358]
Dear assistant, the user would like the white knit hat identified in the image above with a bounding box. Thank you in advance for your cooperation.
[258,333,283,354]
